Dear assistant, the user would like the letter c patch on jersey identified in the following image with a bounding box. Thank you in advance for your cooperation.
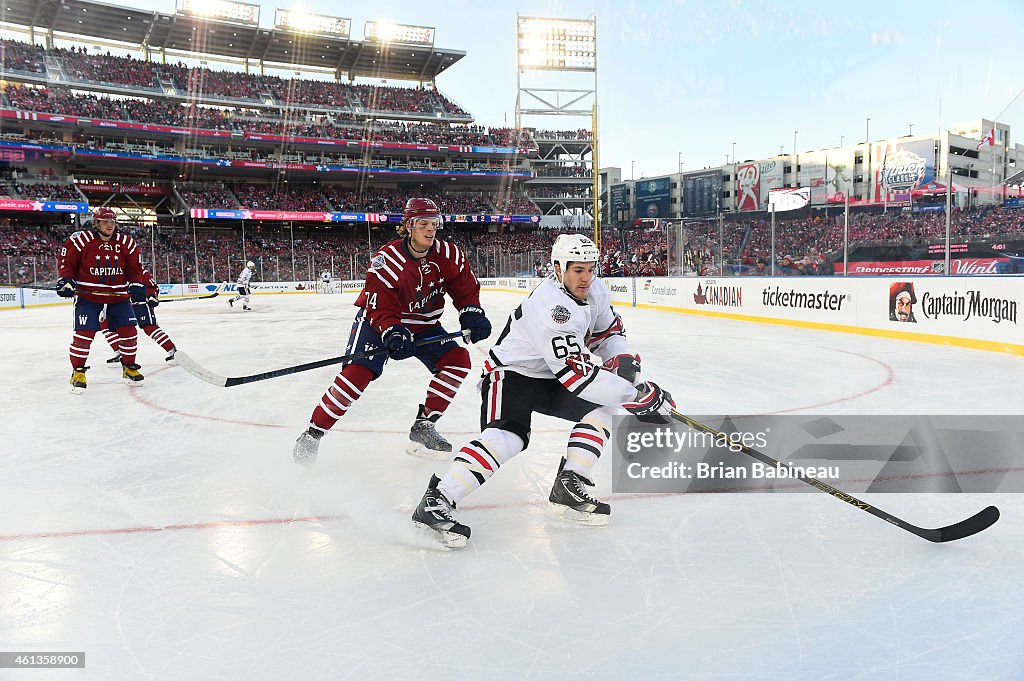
[551,305,571,324]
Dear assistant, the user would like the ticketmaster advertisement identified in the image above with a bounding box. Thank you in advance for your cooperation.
[598,275,1021,353]
[611,415,1024,493]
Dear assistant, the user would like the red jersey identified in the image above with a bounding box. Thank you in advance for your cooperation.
[355,237,481,334]
[58,229,145,303]
[142,270,159,298]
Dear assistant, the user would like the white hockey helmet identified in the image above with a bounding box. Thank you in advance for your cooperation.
[246,260,255,269]
[551,234,600,282]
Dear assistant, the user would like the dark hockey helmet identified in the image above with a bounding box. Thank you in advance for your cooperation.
[399,197,442,235]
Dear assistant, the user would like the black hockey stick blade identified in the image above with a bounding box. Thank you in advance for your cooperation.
[912,505,1000,543]
[176,330,467,388]
[668,410,999,543]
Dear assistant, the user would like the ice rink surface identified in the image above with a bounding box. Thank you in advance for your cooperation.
[1,289,1022,680]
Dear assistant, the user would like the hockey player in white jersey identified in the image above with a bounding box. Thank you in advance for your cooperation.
[412,234,675,548]
[319,270,333,294]
[228,261,255,310]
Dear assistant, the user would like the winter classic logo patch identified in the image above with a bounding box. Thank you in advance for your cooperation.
[551,305,571,324]
[370,254,387,270]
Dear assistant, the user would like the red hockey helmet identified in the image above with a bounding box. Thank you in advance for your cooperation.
[399,197,442,235]
[94,207,117,223]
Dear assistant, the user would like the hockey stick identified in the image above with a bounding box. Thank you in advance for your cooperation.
[159,290,220,303]
[668,410,1000,543]
[175,330,468,388]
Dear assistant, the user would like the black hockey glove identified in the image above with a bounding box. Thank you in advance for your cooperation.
[147,295,160,307]
[603,353,642,385]
[382,324,415,360]
[459,306,491,343]
[623,381,676,424]
[128,282,147,303]
[55,277,76,298]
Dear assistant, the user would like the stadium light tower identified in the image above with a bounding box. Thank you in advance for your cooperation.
[515,15,599,246]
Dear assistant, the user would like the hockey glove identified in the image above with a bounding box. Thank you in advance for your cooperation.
[603,353,642,385]
[382,324,415,360]
[459,306,491,344]
[55,277,76,298]
[623,381,676,424]
[128,282,147,304]
[147,295,160,307]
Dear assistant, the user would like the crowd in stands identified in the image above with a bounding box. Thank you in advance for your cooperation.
[533,129,593,141]
[2,83,542,151]
[407,123,492,146]
[0,39,46,74]
[231,184,330,212]
[4,206,1024,285]
[528,186,593,198]
[13,182,84,202]
[174,184,537,215]
[535,165,591,178]
[4,85,236,130]
[56,46,158,88]
[177,183,238,209]
[488,128,534,148]
[1,39,469,118]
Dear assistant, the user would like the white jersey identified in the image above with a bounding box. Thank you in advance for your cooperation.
[320,271,332,283]
[485,276,635,408]
[237,266,253,286]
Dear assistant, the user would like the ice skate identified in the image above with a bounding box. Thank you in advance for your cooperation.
[228,297,235,308]
[242,305,251,311]
[548,458,610,526]
[412,475,470,549]
[121,362,144,385]
[69,366,89,395]
[292,427,324,467]
[405,405,452,461]
[165,347,177,363]
[105,352,121,367]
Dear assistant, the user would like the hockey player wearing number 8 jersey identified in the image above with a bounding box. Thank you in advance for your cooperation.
[292,198,492,467]
[412,233,676,549]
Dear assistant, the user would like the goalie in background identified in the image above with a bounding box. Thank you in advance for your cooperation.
[319,270,333,294]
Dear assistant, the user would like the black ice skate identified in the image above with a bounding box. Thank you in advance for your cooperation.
[228,298,235,308]
[165,348,177,363]
[69,366,89,395]
[412,475,470,549]
[292,427,324,467]
[121,362,144,385]
[242,305,251,311]
[548,458,610,526]
[106,352,122,367]
[405,405,452,461]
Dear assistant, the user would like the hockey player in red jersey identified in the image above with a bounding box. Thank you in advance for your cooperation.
[411,234,675,548]
[101,268,177,366]
[57,207,148,393]
[292,197,492,466]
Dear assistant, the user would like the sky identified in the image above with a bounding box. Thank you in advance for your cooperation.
[52,0,1024,178]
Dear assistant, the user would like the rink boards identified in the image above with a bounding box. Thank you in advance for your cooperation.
[5,275,1022,355]
[482,275,1022,356]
